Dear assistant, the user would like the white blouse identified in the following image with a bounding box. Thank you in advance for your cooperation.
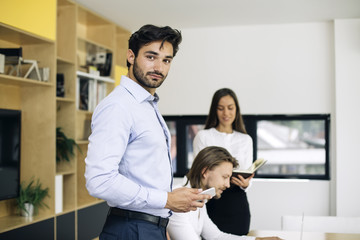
[193,128,253,171]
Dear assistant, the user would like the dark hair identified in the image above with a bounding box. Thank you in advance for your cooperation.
[204,88,247,134]
[185,146,238,189]
[127,24,182,68]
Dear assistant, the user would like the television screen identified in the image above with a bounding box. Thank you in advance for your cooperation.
[0,109,21,200]
[165,114,330,180]
[254,117,329,178]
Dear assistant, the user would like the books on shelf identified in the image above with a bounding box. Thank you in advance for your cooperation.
[76,71,112,112]
[97,82,107,105]
[232,158,267,178]
[88,78,96,111]
[78,77,90,111]
[78,77,96,111]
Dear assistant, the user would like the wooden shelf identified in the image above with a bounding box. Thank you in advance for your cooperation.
[56,169,76,176]
[0,23,54,45]
[76,140,89,145]
[57,56,75,65]
[77,109,93,115]
[0,74,53,87]
[76,71,115,83]
[56,97,75,103]
[0,212,54,233]
[55,208,75,217]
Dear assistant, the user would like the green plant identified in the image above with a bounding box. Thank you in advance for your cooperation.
[16,178,49,215]
[56,127,81,162]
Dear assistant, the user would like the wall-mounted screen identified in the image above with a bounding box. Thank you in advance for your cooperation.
[247,114,330,179]
[0,108,21,200]
[165,114,330,180]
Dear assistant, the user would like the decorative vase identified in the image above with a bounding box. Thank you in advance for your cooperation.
[21,203,34,217]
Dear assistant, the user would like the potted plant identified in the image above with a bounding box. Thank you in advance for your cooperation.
[56,127,81,162]
[16,178,49,217]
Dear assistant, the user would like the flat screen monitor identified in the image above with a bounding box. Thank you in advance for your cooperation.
[251,115,330,179]
[0,108,21,200]
[165,114,330,180]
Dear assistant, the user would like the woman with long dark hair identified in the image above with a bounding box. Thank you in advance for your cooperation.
[193,88,253,235]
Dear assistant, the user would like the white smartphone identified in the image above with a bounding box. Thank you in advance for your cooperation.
[199,187,216,198]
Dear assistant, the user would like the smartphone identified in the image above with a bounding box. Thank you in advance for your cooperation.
[197,187,216,203]
[199,187,216,198]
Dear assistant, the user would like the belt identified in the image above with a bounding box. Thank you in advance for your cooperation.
[109,208,169,228]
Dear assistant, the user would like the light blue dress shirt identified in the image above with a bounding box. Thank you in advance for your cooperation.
[85,76,172,218]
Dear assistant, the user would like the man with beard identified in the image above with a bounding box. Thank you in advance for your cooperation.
[85,25,211,240]
[167,146,282,240]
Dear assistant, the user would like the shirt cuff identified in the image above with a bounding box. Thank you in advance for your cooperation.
[148,188,168,209]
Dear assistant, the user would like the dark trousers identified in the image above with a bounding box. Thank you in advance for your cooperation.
[99,214,167,240]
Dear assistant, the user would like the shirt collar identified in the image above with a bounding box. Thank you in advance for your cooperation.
[121,75,160,103]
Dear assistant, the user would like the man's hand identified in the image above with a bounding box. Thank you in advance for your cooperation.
[165,187,212,212]
[231,173,254,188]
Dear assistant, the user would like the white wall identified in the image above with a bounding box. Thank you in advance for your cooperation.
[248,179,330,230]
[161,21,355,230]
[158,22,334,115]
[334,19,360,217]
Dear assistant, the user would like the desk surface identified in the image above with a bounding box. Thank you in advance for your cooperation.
[248,230,360,240]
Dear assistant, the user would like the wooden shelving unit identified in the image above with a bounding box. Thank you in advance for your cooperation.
[75,6,116,209]
[0,0,131,239]
[55,0,77,223]
[0,20,56,231]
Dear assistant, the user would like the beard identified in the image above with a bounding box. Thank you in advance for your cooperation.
[133,59,167,89]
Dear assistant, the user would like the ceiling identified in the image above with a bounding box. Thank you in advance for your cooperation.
[74,0,360,32]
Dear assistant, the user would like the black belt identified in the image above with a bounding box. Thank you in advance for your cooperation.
[109,208,169,228]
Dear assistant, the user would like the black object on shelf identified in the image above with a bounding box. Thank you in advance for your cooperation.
[0,47,23,63]
[79,78,89,110]
[0,47,23,77]
[97,52,112,76]
[56,73,65,97]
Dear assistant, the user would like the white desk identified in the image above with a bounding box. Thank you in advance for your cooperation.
[248,230,360,240]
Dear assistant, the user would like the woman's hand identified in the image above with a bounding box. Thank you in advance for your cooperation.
[231,173,254,188]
